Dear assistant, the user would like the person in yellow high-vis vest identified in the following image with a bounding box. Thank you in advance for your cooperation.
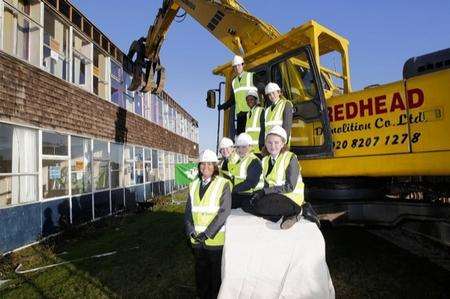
[218,55,258,135]
[244,90,265,157]
[230,133,263,209]
[218,137,239,182]
[184,149,231,299]
[242,126,310,230]
[264,82,293,147]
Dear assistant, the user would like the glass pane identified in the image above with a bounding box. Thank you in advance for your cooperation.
[124,145,134,186]
[110,143,123,188]
[42,159,69,198]
[71,136,92,194]
[43,6,69,80]
[271,50,318,105]
[0,124,38,173]
[271,50,324,148]
[135,147,144,184]
[93,140,109,190]
[0,175,38,207]
[43,132,68,155]
[135,93,143,115]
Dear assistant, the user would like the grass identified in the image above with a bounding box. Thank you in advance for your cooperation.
[0,191,449,298]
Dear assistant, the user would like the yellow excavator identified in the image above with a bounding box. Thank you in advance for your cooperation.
[128,0,450,245]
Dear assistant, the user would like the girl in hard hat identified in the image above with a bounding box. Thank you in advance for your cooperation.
[243,126,314,229]
[230,133,263,209]
[218,137,239,181]
[264,82,293,146]
[184,149,232,299]
[218,55,258,135]
[244,90,265,157]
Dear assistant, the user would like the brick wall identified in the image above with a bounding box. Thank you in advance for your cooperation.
[0,52,198,158]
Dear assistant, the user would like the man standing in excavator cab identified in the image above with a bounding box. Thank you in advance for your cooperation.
[218,55,258,136]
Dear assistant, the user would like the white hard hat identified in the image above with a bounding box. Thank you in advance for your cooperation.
[219,137,234,149]
[265,82,281,95]
[235,133,253,147]
[266,125,287,142]
[199,149,218,163]
[246,90,259,101]
[232,55,244,66]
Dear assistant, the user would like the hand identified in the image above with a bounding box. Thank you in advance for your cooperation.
[217,103,224,110]
[190,232,197,240]
[251,190,265,201]
[194,232,208,243]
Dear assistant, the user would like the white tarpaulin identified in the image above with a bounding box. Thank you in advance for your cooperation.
[219,209,335,299]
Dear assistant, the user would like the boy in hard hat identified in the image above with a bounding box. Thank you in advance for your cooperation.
[244,90,265,157]
[264,82,293,147]
[218,137,239,181]
[230,133,263,209]
[184,149,231,298]
[243,126,318,229]
[218,55,258,136]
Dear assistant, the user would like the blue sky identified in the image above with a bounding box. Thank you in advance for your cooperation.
[71,0,450,152]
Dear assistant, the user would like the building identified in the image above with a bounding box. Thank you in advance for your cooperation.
[0,0,199,253]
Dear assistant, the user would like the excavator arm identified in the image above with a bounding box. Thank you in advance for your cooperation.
[128,0,281,93]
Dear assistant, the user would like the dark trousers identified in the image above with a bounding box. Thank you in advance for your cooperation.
[192,247,223,299]
[243,193,302,222]
[231,193,252,209]
[236,112,247,135]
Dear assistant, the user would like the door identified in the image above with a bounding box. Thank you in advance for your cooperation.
[268,46,333,158]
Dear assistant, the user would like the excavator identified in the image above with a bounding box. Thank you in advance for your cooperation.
[128,0,450,245]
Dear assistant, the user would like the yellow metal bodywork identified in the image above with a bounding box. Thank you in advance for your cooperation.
[215,21,450,178]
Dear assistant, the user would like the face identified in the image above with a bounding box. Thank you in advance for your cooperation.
[200,162,215,179]
[265,134,285,156]
[233,64,244,75]
[246,96,257,108]
[237,145,250,158]
[267,91,280,103]
[220,147,233,158]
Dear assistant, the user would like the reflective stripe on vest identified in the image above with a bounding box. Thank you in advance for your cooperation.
[232,72,257,114]
[245,106,263,153]
[189,176,228,246]
[231,153,263,193]
[262,151,304,207]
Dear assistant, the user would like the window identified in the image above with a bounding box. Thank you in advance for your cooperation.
[71,136,91,195]
[72,32,92,90]
[3,0,41,66]
[176,112,181,135]
[110,60,124,107]
[123,71,134,112]
[0,123,38,207]
[124,145,134,186]
[164,151,170,182]
[93,46,108,99]
[135,147,144,184]
[163,102,169,128]
[144,148,153,183]
[42,132,69,199]
[43,6,69,80]
[110,143,123,188]
[143,93,151,121]
[134,92,143,116]
[157,97,163,125]
[158,150,164,181]
[151,149,159,182]
[151,95,158,123]
[93,140,109,191]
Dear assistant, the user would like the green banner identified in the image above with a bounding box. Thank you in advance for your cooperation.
[175,163,198,185]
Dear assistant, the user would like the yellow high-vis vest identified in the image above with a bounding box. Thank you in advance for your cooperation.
[264,98,292,146]
[245,106,264,154]
[189,176,228,247]
[220,152,239,181]
[262,151,304,207]
[232,71,257,115]
[231,153,264,193]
